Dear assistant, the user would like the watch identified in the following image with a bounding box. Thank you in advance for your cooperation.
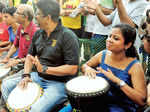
[119,80,126,88]
[42,65,48,73]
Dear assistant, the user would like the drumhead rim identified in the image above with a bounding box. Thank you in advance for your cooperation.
[66,84,110,97]
[6,82,43,111]
[0,67,11,79]
[65,76,110,96]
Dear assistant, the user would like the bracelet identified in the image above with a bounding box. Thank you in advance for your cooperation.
[118,80,126,88]
[22,73,30,79]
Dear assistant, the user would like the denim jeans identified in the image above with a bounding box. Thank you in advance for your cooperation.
[59,103,72,112]
[1,72,67,112]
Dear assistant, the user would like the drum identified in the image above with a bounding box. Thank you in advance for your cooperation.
[0,64,11,79]
[66,76,110,112]
[7,82,43,112]
[0,64,11,91]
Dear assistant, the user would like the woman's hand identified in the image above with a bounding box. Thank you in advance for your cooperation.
[84,66,100,78]
[97,67,120,84]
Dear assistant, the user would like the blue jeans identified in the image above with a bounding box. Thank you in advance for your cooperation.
[59,104,72,112]
[1,72,67,112]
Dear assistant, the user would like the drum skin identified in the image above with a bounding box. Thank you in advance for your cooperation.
[66,76,110,112]
[0,64,11,91]
[0,64,11,79]
[7,82,43,112]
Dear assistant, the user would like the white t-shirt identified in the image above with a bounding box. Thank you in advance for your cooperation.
[85,0,114,35]
[84,14,96,33]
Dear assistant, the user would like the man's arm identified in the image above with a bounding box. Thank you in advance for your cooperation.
[5,44,18,59]
[116,0,136,28]
[24,54,34,74]
[0,41,10,47]
[45,65,78,76]
[0,43,11,52]
[95,4,112,26]
[27,55,78,76]
[100,6,114,15]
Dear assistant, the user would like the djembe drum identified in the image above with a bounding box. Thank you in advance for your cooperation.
[0,64,11,79]
[66,76,110,112]
[7,82,43,112]
[0,64,11,90]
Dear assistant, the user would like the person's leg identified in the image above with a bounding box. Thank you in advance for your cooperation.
[29,76,67,112]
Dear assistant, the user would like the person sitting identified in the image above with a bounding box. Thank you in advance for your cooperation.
[138,33,150,112]
[1,0,79,112]
[59,23,147,112]
[0,4,38,70]
[0,7,19,59]
[0,2,9,57]
[81,23,146,112]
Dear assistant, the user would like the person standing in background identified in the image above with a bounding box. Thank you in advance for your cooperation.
[86,0,148,51]
[60,0,82,38]
[9,0,28,7]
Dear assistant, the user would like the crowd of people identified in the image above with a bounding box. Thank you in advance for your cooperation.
[0,0,149,112]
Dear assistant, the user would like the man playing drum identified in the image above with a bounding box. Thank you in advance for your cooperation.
[0,4,38,70]
[1,0,79,112]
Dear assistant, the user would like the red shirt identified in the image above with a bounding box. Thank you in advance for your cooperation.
[0,22,9,41]
[14,22,38,58]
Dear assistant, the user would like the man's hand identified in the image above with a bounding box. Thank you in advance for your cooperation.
[86,0,98,10]
[28,55,43,72]
[18,77,32,89]
[0,57,9,63]
[97,67,120,84]
[5,59,20,68]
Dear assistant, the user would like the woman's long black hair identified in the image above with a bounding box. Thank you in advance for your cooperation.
[113,24,139,59]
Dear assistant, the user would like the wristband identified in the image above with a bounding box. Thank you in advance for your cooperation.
[22,73,30,79]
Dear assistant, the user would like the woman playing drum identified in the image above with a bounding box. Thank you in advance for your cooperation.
[81,23,147,112]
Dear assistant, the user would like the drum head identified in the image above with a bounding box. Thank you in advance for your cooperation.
[66,76,110,95]
[0,64,11,79]
[7,82,41,110]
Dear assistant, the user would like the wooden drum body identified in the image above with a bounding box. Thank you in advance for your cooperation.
[66,76,110,112]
